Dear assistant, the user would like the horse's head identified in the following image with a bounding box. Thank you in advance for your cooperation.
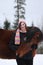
[16,26,43,58]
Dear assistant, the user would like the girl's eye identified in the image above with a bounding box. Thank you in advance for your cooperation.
[23,24,24,25]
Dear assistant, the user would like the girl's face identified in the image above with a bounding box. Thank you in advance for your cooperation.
[20,22,26,30]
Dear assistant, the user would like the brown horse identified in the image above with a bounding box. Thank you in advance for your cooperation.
[0,27,43,59]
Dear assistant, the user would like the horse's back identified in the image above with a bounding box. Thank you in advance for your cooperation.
[0,29,16,59]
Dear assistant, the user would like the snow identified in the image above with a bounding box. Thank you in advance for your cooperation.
[0,54,43,65]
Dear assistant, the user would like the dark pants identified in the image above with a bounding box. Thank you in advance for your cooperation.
[16,56,33,65]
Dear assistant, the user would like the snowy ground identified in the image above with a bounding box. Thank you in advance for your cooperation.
[0,54,43,65]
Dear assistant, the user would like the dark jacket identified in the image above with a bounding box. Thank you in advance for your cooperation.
[9,29,38,59]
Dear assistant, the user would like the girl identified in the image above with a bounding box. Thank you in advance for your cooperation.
[9,21,38,65]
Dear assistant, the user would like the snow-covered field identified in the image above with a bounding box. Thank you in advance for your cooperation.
[0,54,43,65]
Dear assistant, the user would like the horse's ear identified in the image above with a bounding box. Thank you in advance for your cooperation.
[27,26,31,31]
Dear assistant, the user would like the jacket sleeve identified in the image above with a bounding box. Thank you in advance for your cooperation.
[27,29,38,50]
[8,32,20,51]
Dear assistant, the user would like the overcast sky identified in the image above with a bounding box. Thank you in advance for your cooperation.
[0,0,43,29]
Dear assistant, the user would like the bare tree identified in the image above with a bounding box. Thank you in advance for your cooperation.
[31,21,34,27]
